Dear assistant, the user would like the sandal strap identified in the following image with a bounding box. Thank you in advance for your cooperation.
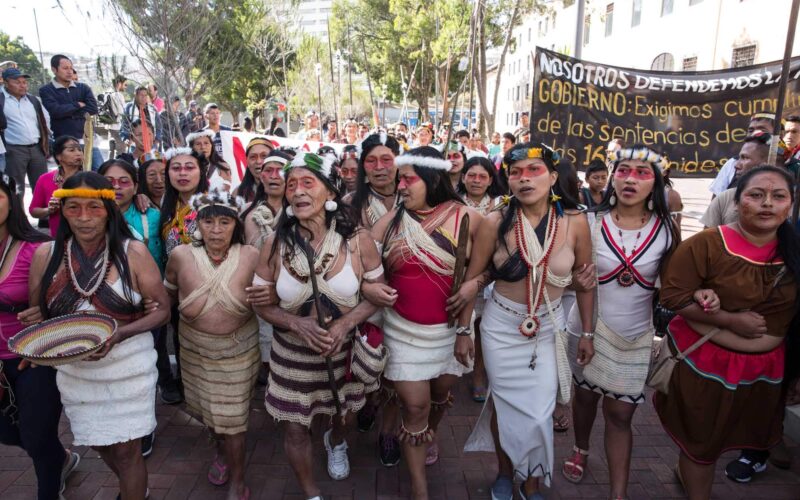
[572,445,589,456]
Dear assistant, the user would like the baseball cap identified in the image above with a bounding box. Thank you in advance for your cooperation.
[2,68,30,80]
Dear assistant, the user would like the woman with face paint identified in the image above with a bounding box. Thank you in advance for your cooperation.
[251,153,386,500]
[451,142,594,500]
[563,147,679,500]
[371,146,482,499]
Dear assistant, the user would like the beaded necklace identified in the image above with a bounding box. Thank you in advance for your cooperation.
[464,194,491,215]
[514,206,559,338]
[64,236,111,298]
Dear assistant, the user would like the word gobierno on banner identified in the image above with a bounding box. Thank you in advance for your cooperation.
[531,47,800,177]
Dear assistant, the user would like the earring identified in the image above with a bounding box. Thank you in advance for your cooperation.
[285,206,294,217]
[325,200,338,212]
[193,230,202,240]
[647,197,654,211]
[609,193,617,206]
[550,189,563,217]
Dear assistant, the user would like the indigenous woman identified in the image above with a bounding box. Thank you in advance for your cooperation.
[579,159,608,209]
[371,146,481,499]
[338,144,359,194]
[160,149,209,256]
[0,174,80,500]
[137,156,167,209]
[165,189,260,500]
[345,132,403,462]
[446,141,467,190]
[241,149,291,379]
[452,143,594,500]
[562,146,679,500]
[188,130,232,189]
[252,152,385,500]
[456,155,504,403]
[29,136,84,237]
[234,137,274,203]
[656,166,798,500]
[348,132,401,230]
[29,172,170,500]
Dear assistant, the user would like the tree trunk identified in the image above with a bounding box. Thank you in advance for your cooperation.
[490,0,521,136]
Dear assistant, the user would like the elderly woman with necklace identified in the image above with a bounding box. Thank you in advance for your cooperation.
[451,143,594,500]
[347,133,401,230]
[138,156,167,209]
[371,146,482,499]
[28,172,170,500]
[164,189,260,500]
[242,150,291,249]
[252,153,385,500]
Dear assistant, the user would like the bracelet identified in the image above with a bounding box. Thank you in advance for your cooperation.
[455,326,472,337]
[581,331,595,339]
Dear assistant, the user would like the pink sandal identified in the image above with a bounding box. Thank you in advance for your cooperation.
[207,456,229,486]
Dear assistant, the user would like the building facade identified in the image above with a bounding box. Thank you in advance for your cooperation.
[490,0,800,134]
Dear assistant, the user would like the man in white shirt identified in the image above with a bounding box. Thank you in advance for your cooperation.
[708,113,775,196]
[295,110,320,141]
[1,67,51,197]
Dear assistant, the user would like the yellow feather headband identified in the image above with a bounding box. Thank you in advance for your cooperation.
[53,188,117,200]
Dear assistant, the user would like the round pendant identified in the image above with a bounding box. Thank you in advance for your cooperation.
[617,268,635,287]
[519,315,541,338]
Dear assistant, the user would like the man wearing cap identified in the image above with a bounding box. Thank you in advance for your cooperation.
[38,54,98,143]
[202,102,231,157]
[185,100,205,134]
[295,110,320,140]
[1,67,51,197]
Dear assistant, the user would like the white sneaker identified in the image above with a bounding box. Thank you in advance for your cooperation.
[323,429,350,480]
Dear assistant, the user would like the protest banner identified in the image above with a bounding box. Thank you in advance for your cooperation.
[219,131,347,187]
[532,48,800,176]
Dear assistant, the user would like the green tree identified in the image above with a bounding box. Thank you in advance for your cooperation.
[0,32,48,87]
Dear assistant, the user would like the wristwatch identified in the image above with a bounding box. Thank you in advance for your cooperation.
[581,331,595,340]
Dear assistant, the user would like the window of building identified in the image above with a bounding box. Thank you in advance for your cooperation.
[732,44,757,67]
[584,15,591,45]
[632,0,642,26]
[605,3,614,37]
[661,0,673,16]
[552,12,557,28]
[682,56,698,71]
[651,52,675,71]
[526,83,530,99]
[528,27,532,41]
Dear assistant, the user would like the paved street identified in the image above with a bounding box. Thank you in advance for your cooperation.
[5,177,800,499]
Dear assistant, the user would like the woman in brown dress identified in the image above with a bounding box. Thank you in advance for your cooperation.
[656,165,799,500]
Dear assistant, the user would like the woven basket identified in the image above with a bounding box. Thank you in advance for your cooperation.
[8,312,117,367]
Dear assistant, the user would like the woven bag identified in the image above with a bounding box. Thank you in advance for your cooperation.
[583,320,654,396]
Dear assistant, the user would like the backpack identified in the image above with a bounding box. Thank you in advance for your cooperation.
[96,92,118,125]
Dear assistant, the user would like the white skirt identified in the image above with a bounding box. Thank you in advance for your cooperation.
[383,308,472,382]
[464,292,562,486]
[57,333,158,446]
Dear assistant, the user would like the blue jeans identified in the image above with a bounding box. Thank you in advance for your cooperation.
[91,147,104,172]
[0,358,66,500]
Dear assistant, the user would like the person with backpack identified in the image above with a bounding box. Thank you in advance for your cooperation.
[1,67,51,198]
[120,86,161,152]
[97,75,127,158]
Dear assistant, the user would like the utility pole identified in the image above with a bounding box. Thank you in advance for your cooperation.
[575,0,586,59]
[347,24,354,117]
[32,8,47,85]
[326,17,339,124]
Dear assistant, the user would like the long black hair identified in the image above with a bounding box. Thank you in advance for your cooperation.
[383,146,465,249]
[159,150,209,236]
[592,144,680,254]
[188,132,229,179]
[350,133,401,217]
[98,158,138,183]
[733,165,800,387]
[137,158,165,203]
[556,159,581,202]
[497,142,580,251]
[238,142,274,203]
[0,175,50,243]
[39,172,136,319]
[457,156,504,198]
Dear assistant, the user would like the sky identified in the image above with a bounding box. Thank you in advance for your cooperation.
[5,0,121,59]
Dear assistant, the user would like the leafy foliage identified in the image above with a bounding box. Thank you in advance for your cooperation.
[0,32,49,87]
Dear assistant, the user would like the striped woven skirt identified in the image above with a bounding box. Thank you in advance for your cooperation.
[178,317,260,435]
[266,327,366,427]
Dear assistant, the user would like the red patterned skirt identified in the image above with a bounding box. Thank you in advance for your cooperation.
[654,316,784,464]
